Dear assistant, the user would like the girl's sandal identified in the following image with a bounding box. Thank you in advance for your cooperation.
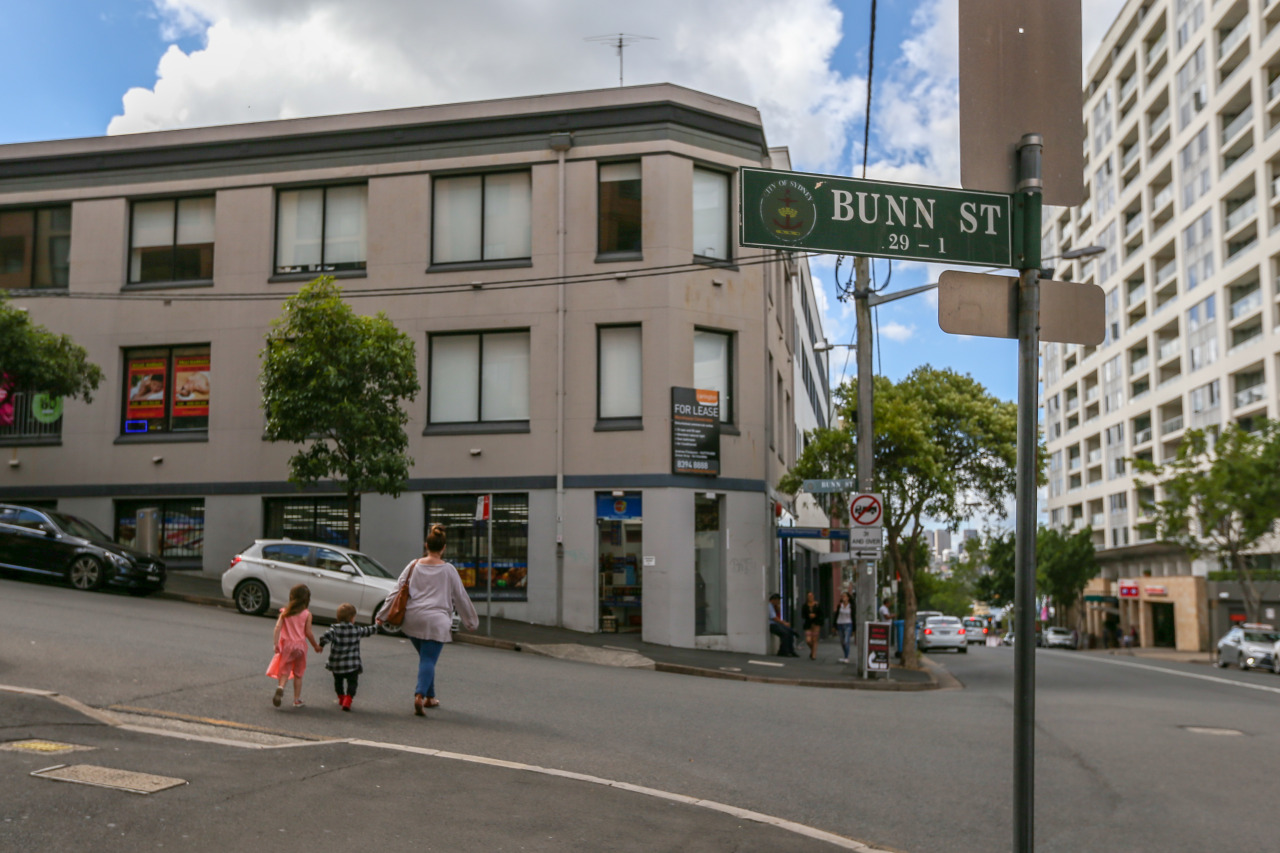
[293,700,304,707]
[272,687,283,708]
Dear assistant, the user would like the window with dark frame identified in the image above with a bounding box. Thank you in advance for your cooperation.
[692,167,731,261]
[114,498,205,561]
[274,184,367,275]
[428,330,530,425]
[424,493,528,601]
[693,328,733,423]
[432,171,532,265]
[121,345,211,436]
[263,496,359,548]
[598,162,641,255]
[0,205,70,290]
[129,197,214,284]
[597,324,642,421]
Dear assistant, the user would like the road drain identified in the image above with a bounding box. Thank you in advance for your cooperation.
[1180,726,1244,736]
[0,740,94,754]
[30,764,187,794]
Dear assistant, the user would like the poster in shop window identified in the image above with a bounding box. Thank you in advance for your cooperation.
[126,358,168,420]
[671,387,720,476]
[172,354,211,418]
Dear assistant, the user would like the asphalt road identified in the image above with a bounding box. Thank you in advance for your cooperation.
[2,576,1278,852]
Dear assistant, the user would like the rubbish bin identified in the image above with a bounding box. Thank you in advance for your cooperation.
[892,619,904,659]
[135,507,161,556]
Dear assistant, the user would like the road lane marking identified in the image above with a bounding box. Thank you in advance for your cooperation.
[747,659,785,667]
[1055,652,1280,696]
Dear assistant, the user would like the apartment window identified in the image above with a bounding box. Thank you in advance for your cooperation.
[0,387,62,443]
[692,167,730,261]
[1176,43,1206,129]
[0,205,70,290]
[274,185,366,275]
[121,345,210,435]
[1097,220,1118,283]
[1093,158,1116,221]
[1179,128,1211,208]
[1190,379,1220,412]
[1182,209,1214,288]
[1105,423,1125,447]
[598,162,641,255]
[1187,293,1216,331]
[264,496,358,548]
[1109,492,1128,513]
[428,330,530,425]
[115,498,205,561]
[1174,0,1204,51]
[425,493,528,601]
[694,328,733,423]
[432,171,531,265]
[597,325,642,422]
[1092,91,1113,155]
[129,197,214,284]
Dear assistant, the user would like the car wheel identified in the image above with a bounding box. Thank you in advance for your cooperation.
[67,555,106,591]
[374,603,402,635]
[233,580,270,616]
[960,645,968,654]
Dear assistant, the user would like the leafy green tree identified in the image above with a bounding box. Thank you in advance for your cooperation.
[781,366,1020,667]
[1133,422,1280,623]
[0,291,103,401]
[260,277,419,549]
[973,529,1016,612]
[1036,525,1098,630]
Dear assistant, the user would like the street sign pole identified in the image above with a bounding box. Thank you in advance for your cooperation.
[854,256,877,680]
[487,494,494,637]
[1013,133,1043,853]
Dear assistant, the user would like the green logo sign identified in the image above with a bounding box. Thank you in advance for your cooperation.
[757,179,818,244]
[31,394,63,424]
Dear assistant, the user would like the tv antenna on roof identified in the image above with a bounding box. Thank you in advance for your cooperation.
[585,33,657,87]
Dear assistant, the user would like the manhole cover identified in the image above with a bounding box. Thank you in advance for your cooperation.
[31,764,187,794]
[0,740,94,754]
[1180,726,1244,736]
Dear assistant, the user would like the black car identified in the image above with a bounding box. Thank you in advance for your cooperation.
[0,504,166,595]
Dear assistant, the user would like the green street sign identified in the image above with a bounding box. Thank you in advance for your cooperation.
[740,167,1013,267]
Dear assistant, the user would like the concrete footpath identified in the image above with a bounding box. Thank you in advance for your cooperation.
[0,688,891,852]
[162,571,944,690]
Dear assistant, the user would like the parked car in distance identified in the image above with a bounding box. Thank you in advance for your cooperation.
[1042,626,1077,649]
[963,617,989,644]
[0,503,166,595]
[919,615,967,653]
[223,540,461,632]
[1215,624,1279,671]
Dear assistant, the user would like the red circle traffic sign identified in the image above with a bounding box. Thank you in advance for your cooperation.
[849,494,882,526]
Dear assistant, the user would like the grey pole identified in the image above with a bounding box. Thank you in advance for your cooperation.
[853,255,877,679]
[486,494,494,637]
[1013,132,1043,853]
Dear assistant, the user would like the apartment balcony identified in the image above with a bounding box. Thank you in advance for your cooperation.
[1149,106,1172,140]
[1134,426,1153,445]
[1156,259,1177,285]
[1125,212,1144,238]
[1087,449,1103,465]
[1146,32,1168,71]
[1119,74,1138,106]
[1066,396,1080,412]
[1234,384,1266,409]
[1222,105,1254,146]
[1157,339,1180,362]
[1230,289,1262,320]
[1152,184,1174,212]
[1225,196,1257,233]
[1161,414,1184,435]
[1270,74,1280,104]
[1130,355,1150,374]
[1219,17,1251,65]
[1126,284,1147,307]
[1085,386,1100,403]
[1091,513,1106,528]
[1122,143,1141,172]
[1068,457,1082,472]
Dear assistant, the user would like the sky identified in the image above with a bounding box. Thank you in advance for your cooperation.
[3,0,1128,406]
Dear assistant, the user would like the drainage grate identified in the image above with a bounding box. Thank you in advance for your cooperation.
[1180,726,1244,736]
[30,764,187,794]
[0,740,94,754]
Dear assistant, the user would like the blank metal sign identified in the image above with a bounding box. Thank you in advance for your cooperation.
[958,0,1083,207]
[938,271,1104,345]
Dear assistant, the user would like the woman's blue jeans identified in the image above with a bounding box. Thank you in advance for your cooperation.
[837,623,853,658]
[409,637,443,698]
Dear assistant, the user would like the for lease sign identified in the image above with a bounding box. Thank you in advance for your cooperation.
[671,387,720,476]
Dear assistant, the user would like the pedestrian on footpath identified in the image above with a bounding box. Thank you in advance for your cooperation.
[801,591,823,660]
[766,594,800,657]
[378,523,479,717]
[267,584,322,708]
[318,603,379,712]
[834,591,854,663]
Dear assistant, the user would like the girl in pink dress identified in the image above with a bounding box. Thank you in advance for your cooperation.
[266,584,322,708]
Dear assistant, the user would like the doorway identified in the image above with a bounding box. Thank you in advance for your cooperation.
[597,493,642,633]
[1150,602,1176,648]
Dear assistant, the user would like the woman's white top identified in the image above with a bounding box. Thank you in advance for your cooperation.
[836,602,853,625]
[379,559,480,642]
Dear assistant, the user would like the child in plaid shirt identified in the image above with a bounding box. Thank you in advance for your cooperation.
[317,603,379,711]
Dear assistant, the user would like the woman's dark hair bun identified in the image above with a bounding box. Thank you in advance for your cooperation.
[425,523,448,553]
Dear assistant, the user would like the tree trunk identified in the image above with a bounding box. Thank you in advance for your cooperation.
[1234,548,1262,623]
[901,567,919,669]
[347,490,359,551]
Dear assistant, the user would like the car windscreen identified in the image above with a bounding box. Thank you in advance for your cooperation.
[350,552,396,579]
[48,511,111,542]
[1243,631,1280,643]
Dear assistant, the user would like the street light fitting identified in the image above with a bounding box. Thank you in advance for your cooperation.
[1058,245,1105,260]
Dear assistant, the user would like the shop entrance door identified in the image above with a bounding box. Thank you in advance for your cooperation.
[597,493,642,633]
[1150,602,1176,647]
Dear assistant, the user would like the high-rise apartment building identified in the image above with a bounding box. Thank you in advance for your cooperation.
[1041,0,1280,649]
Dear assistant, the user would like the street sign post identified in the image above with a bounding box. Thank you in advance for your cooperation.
[476,495,494,636]
[740,168,1013,268]
[938,271,1104,345]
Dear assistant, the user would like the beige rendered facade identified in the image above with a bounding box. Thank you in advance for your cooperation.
[0,84,828,653]
[1041,0,1280,648]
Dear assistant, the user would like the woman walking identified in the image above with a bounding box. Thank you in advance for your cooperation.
[378,523,479,716]
[801,591,823,660]
[833,591,854,663]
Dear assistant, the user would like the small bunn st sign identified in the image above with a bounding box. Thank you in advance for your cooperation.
[740,167,1013,268]
[802,478,859,494]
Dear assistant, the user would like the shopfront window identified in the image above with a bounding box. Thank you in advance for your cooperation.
[115,498,205,562]
[121,345,211,435]
[263,496,358,548]
[695,493,725,636]
[424,493,528,601]
[597,492,642,633]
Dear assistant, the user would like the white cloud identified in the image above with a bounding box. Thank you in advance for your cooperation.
[879,320,916,343]
[112,0,867,173]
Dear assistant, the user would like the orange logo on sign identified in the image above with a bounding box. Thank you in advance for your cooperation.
[695,389,719,405]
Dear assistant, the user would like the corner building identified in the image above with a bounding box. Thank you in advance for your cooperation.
[0,85,828,653]
[1040,0,1280,649]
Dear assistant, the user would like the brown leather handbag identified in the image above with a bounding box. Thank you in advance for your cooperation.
[383,562,417,627]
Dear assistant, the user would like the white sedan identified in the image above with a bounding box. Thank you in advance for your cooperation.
[919,615,968,653]
[222,539,405,628]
